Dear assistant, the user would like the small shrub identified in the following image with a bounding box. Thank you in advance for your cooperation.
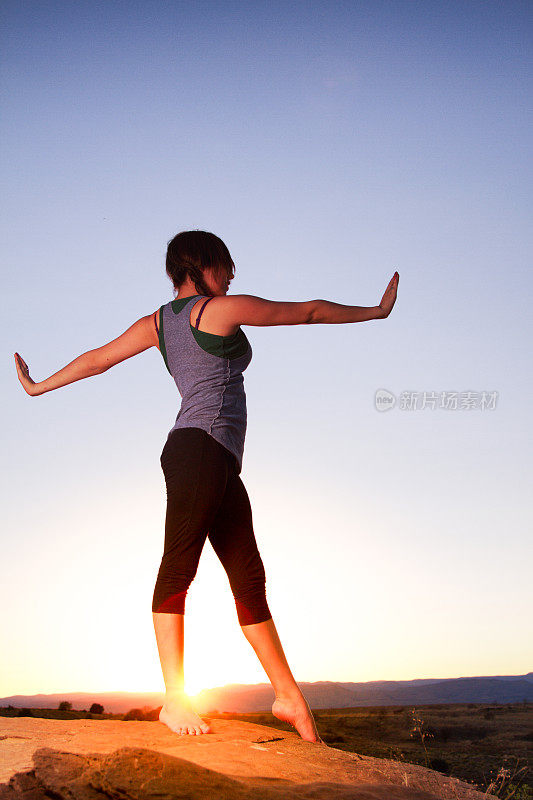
[90,703,104,714]
[123,708,145,721]
[142,708,161,721]
[482,756,529,799]
[409,709,434,767]
[429,758,450,774]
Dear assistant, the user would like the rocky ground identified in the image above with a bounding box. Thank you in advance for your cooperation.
[0,717,497,799]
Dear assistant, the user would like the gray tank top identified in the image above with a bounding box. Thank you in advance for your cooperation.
[157,294,252,474]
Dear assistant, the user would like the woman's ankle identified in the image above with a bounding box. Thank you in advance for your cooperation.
[164,687,187,702]
[274,685,304,703]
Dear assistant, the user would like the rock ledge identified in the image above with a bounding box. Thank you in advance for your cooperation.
[0,717,495,799]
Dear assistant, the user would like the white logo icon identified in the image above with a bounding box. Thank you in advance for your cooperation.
[375,389,396,412]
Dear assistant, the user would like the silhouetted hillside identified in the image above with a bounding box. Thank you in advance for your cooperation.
[1,672,531,714]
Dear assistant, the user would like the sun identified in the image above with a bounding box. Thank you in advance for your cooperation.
[184,675,207,698]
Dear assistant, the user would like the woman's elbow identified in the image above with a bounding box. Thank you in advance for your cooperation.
[308,299,322,324]
[86,350,112,374]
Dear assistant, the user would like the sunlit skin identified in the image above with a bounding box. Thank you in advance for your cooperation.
[14,266,399,742]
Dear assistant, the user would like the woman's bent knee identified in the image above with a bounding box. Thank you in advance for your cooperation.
[152,571,195,614]
[233,579,272,626]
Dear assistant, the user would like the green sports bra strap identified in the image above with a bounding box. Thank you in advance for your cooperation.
[195,297,215,329]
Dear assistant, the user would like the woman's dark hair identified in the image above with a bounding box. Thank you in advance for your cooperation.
[166,230,235,296]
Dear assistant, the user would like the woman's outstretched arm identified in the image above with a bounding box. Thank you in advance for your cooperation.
[223,271,399,327]
[14,310,160,396]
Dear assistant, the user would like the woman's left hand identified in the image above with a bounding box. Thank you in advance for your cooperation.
[14,352,41,396]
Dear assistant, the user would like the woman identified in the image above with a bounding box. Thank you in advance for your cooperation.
[15,229,399,744]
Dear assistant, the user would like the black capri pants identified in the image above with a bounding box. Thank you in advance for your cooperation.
[152,427,272,626]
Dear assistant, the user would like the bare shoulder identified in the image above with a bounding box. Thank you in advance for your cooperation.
[218,294,316,327]
[189,296,239,336]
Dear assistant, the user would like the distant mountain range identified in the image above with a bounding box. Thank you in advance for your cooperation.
[2,672,531,714]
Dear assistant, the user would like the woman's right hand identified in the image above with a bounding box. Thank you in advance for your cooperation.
[377,271,399,318]
[14,352,41,396]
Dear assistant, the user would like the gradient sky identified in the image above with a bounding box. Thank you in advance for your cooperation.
[1,0,531,699]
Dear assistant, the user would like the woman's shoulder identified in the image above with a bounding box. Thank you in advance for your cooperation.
[190,295,240,337]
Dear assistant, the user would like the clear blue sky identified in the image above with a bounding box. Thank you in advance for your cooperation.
[1,0,531,697]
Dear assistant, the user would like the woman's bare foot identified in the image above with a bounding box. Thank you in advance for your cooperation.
[159,693,212,736]
[272,691,326,744]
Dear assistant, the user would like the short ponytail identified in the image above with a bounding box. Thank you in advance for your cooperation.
[165,230,235,296]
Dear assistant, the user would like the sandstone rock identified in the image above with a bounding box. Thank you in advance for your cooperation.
[0,717,496,799]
